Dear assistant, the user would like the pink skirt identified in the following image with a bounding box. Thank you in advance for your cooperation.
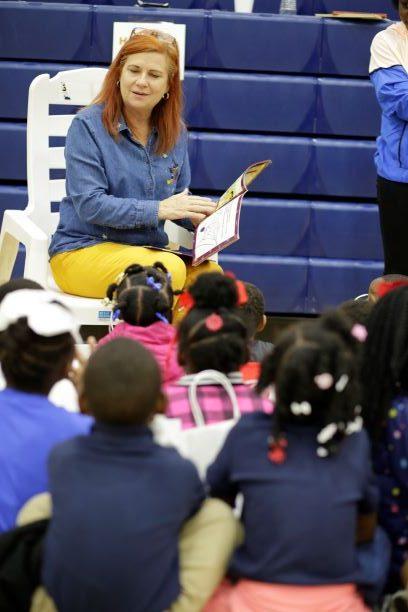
[204,580,369,612]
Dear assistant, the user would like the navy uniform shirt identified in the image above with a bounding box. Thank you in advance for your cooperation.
[207,412,378,586]
[43,422,205,612]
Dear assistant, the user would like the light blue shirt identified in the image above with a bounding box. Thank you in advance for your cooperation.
[49,104,191,257]
[0,387,92,532]
[371,65,408,183]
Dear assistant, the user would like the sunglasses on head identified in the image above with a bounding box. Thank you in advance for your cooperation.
[130,28,178,47]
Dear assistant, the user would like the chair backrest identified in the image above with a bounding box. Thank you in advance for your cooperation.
[26,68,108,235]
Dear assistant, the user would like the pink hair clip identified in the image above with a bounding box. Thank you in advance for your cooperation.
[205,313,223,332]
[351,323,367,342]
[314,373,334,390]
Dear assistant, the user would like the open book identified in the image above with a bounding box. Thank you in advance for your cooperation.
[192,160,271,266]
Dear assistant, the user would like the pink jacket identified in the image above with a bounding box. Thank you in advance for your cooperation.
[98,321,184,384]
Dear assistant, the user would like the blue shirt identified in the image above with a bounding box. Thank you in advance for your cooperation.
[43,421,205,612]
[0,388,92,532]
[207,412,378,586]
[370,25,408,183]
[49,104,191,257]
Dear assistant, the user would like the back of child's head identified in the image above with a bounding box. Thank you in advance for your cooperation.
[83,338,162,425]
[368,274,408,303]
[0,278,43,305]
[257,312,362,460]
[106,262,173,326]
[337,298,372,327]
[361,285,408,441]
[239,282,266,338]
[0,291,77,394]
[177,272,249,374]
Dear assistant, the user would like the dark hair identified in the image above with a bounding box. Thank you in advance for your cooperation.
[337,299,373,327]
[0,278,43,305]
[361,285,408,441]
[0,318,74,393]
[106,262,173,326]
[84,338,161,425]
[257,313,361,459]
[177,273,249,374]
[239,282,265,338]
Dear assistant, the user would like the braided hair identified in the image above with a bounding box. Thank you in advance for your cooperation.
[0,317,75,393]
[177,272,249,374]
[361,285,408,442]
[106,262,173,326]
[257,313,361,461]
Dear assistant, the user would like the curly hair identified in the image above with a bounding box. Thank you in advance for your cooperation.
[177,273,249,374]
[257,312,361,459]
[361,285,408,441]
[106,262,173,327]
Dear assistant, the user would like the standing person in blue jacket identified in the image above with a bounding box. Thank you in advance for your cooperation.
[370,1,408,274]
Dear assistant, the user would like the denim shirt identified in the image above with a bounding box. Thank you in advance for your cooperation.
[49,104,191,258]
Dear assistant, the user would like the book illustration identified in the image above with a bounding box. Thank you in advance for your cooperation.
[216,160,271,210]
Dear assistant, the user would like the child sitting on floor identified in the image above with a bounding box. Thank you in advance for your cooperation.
[99,262,183,383]
[239,281,273,382]
[205,314,379,612]
[43,338,239,612]
[165,273,272,429]
[0,289,91,532]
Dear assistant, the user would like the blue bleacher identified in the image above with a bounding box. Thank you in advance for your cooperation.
[308,258,383,312]
[0,2,391,312]
[316,79,380,137]
[2,63,381,138]
[309,202,383,260]
[219,254,309,312]
[320,18,386,76]
[0,3,93,62]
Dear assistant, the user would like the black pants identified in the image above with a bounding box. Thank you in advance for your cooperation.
[377,175,408,275]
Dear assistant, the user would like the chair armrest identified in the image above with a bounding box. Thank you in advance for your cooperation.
[4,210,48,246]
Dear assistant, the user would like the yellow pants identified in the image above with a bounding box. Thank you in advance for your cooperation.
[50,243,222,299]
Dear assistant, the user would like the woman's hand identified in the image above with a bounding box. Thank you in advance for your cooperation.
[158,192,216,225]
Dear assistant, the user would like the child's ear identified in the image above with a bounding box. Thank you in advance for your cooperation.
[257,314,267,332]
[154,391,167,415]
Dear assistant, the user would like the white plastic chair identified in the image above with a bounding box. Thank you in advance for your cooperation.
[0,68,194,326]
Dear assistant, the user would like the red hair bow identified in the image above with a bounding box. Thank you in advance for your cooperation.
[177,290,195,312]
[225,272,248,306]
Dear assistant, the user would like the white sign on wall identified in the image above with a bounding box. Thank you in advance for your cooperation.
[112,22,186,80]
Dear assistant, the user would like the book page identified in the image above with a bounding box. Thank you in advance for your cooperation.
[194,195,241,262]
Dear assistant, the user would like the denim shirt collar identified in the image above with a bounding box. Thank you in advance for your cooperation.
[117,115,158,147]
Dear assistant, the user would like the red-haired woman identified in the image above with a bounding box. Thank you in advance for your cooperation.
[49,30,219,306]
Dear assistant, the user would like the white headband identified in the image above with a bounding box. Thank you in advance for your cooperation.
[0,289,82,343]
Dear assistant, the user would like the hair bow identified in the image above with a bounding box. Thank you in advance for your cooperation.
[290,401,312,416]
[146,276,162,291]
[225,272,248,306]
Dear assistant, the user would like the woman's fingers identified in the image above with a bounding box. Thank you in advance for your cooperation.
[187,212,207,224]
